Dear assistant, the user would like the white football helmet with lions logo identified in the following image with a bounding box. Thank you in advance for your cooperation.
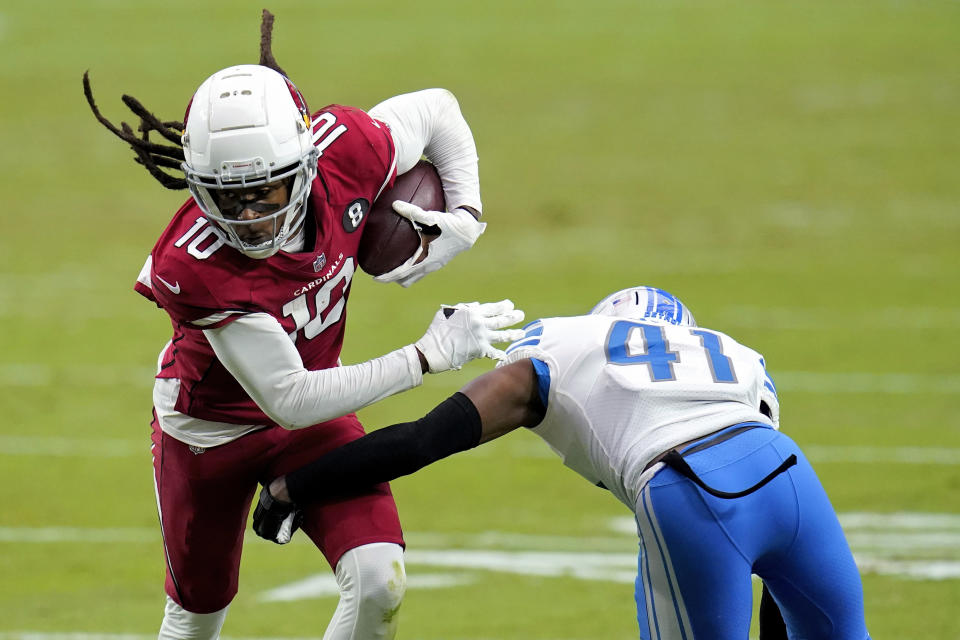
[590,285,697,327]
[181,65,318,259]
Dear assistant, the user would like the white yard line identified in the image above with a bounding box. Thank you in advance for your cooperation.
[1,512,958,584]
[261,573,478,602]
[851,557,960,581]
[404,549,637,583]
[0,527,633,549]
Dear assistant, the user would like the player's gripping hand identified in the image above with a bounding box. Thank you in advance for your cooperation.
[414,300,525,373]
[253,484,302,545]
[374,203,486,287]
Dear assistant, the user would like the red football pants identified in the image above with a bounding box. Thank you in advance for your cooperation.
[150,413,404,613]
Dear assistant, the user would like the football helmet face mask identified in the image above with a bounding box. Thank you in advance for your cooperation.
[181,65,318,259]
[590,286,696,327]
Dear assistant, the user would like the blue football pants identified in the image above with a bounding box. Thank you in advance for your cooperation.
[634,424,870,640]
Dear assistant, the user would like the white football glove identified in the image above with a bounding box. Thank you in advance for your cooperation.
[414,300,525,373]
[373,203,486,287]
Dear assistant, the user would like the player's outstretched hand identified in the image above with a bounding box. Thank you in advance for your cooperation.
[415,300,525,373]
[374,202,486,288]
[253,483,302,544]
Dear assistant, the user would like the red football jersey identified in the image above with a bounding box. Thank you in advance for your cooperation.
[135,105,397,425]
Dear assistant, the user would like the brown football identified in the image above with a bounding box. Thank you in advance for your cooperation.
[357,160,446,276]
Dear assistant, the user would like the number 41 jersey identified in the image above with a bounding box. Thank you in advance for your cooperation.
[502,314,779,510]
[134,105,397,436]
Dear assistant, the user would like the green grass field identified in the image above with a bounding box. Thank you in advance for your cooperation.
[2,0,958,637]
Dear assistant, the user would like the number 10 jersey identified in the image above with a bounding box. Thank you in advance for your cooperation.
[134,105,397,443]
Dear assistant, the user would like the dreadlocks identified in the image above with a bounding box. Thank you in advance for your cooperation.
[82,72,187,190]
[259,9,288,77]
[83,9,290,190]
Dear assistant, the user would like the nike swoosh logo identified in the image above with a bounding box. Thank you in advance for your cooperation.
[155,274,181,295]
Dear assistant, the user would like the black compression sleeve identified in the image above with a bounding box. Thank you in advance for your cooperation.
[285,392,483,504]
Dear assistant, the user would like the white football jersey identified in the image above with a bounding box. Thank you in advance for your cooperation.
[503,315,778,509]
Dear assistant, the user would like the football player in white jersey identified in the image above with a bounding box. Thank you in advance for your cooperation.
[254,286,870,639]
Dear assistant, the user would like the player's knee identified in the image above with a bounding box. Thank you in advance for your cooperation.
[338,542,406,617]
[358,561,406,616]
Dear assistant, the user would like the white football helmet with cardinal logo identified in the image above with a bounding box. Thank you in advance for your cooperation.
[181,64,318,259]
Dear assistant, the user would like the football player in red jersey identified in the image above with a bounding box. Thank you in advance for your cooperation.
[83,13,524,640]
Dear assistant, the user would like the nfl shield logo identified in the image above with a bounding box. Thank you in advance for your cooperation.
[313,253,327,272]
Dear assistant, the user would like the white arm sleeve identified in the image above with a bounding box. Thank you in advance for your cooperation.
[204,313,423,430]
[369,88,481,215]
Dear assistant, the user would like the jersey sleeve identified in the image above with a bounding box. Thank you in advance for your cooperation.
[501,318,555,390]
[134,255,159,305]
[205,313,423,429]
[501,319,549,364]
[311,105,397,201]
[135,249,247,330]
[368,89,482,214]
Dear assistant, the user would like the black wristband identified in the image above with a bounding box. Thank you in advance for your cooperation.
[286,392,483,504]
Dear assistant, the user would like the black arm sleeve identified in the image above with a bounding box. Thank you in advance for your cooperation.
[285,392,483,504]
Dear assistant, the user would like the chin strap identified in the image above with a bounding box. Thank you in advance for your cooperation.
[281,224,306,253]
